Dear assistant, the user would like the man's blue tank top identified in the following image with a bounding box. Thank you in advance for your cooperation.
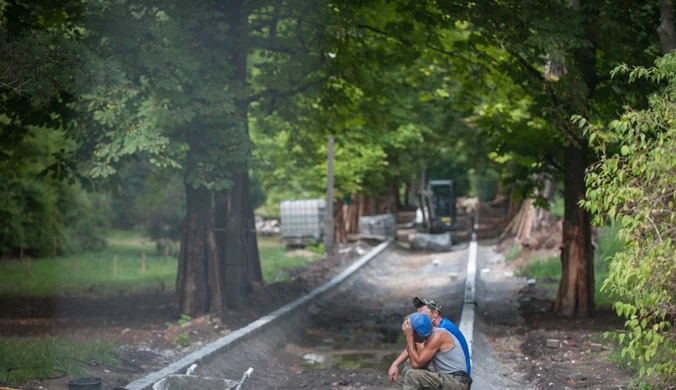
[438,317,471,375]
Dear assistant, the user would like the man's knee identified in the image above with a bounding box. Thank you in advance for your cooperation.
[403,369,436,389]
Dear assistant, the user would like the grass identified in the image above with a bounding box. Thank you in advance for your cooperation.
[516,225,623,306]
[257,235,318,283]
[0,229,176,297]
[0,230,322,297]
[0,338,118,386]
[505,244,523,262]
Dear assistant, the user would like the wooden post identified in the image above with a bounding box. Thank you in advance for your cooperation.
[26,256,31,278]
[113,255,118,276]
[163,245,168,265]
[141,252,146,273]
[74,258,78,275]
[324,135,335,256]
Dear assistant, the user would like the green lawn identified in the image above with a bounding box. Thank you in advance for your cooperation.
[0,338,118,385]
[0,230,318,297]
[257,235,320,283]
[0,229,176,297]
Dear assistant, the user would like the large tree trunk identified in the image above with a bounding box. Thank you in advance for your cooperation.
[213,0,262,309]
[551,0,596,318]
[658,0,676,53]
[554,143,594,317]
[177,137,225,316]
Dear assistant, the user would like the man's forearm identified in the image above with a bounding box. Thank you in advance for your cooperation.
[392,349,409,367]
[406,337,422,367]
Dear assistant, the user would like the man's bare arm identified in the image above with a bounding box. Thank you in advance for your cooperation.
[407,332,452,369]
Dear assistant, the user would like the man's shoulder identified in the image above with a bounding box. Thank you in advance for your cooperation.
[440,318,468,340]
[440,317,459,331]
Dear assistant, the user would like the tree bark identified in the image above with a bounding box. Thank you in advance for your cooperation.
[550,0,597,318]
[348,193,359,234]
[335,198,346,244]
[658,0,676,53]
[554,143,594,317]
[177,135,224,316]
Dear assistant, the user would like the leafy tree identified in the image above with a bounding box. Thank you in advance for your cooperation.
[424,0,665,317]
[78,0,331,315]
[581,53,676,384]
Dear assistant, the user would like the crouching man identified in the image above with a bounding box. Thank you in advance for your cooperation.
[400,313,472,390]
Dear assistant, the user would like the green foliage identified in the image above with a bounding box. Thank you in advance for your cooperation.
[581,53,676,383]
[517,256,561,280]
[172,331,190,347]
[177,314,192,326]
[505,244,522,262]
[0,26,123,105]
[0,337,118,386]
[469,168,500,201]
[0,127,106,257]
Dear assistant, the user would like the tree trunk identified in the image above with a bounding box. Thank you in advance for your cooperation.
[243,172,263,286]
[659,0,676,53]
[177,139,225,316]
[214,0,261,309]
[550,0,596,318]
[349,193,359,234]
[554,143,594,317]
[335,198,346,244]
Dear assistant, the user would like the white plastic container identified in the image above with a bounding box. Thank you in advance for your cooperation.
[280,198,326,247]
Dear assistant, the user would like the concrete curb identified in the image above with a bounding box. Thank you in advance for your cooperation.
[459,240,477,361]
[124,239,394,390]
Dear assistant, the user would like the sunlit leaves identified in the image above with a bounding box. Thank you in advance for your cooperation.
[583,53,676,383]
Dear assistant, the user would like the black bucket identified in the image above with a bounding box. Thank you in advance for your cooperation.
[67,377,102,390]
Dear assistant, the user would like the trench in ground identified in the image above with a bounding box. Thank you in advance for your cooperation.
[170,245,469,389]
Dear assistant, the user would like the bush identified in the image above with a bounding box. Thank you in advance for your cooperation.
[469,168,500,202]
[580,54,676,384]
[0,178,105,257]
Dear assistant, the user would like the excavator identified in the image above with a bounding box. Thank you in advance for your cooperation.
[414,179,459,243]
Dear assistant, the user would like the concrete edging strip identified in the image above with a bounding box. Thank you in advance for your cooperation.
[124,238,394,390]
[459,240,477,359]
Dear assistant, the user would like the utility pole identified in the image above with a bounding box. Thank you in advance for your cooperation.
[324,135,335,256]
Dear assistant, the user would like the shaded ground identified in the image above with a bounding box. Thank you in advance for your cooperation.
[0,242,371,390]
[476,243,639,390]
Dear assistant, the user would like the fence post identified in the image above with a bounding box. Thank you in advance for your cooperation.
[113,255,118,276]
[141,252,146,273]
[324,135,335,256]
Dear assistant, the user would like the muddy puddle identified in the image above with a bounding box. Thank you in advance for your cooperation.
[285,324,408,371]
[302,351,400,371]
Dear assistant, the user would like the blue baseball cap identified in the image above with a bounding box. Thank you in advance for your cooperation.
[407,312,433,338]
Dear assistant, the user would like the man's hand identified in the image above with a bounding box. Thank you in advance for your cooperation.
[388,364,399,383]
[402,318,414,338]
